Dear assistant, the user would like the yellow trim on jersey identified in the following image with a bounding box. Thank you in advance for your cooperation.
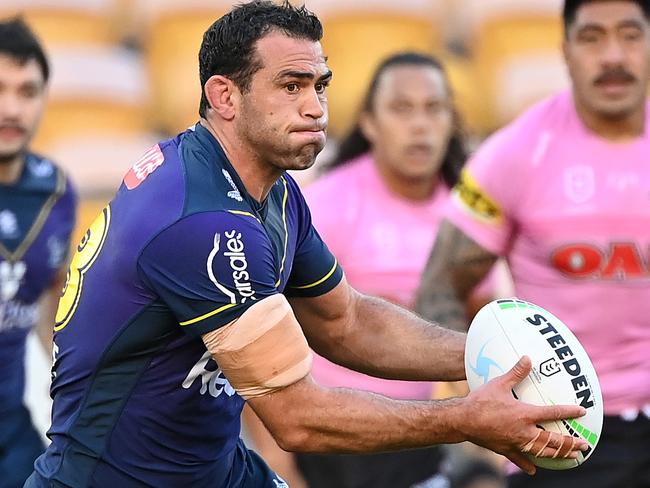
[0,168,66,263]
[275,177,289,288]
[453,169,503,223]
[290,259,338,290]
[180,302,238,326]
[227,210,261,223]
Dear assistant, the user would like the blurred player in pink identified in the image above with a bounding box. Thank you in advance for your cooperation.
[245,52,492,488]
[417,1,650,487]
[306,52,469,399]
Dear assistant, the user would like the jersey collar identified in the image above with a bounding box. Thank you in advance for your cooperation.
[193,123,270,220]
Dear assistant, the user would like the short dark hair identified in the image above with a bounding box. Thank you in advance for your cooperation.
[0,16,49,82]
[330,52,468,189]
[563,0,650,34]
[198,0,323,118]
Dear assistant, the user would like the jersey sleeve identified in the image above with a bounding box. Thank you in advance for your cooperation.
[445,128,524,255]
[284,177,343,298]
[137,211,278,336]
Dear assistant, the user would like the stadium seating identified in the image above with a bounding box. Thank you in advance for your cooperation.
[32,46,154,196]
[460,0,568,132]
[0,0,117,47]
[138,0,232,135]
[308,0,446,137]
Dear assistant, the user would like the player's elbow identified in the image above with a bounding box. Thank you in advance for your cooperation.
[252,377,328,453]
[269,422,313,452]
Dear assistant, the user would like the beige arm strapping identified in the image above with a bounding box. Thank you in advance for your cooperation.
[202,294,312,399]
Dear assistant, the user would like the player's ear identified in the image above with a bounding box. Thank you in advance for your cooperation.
[204,75,239,121]
[359,111,378,145]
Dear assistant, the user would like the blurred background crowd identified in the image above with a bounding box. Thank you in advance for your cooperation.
[1,0,569,228]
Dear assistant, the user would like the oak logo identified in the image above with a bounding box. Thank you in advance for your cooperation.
[551,242,650,280]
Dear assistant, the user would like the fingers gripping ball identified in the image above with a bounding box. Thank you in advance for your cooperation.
[464,298,603,470]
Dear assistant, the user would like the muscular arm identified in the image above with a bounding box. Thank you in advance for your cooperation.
[247,358,586,475]
[205,294,586,474]
[416,219,498,332]
[289,276,466,382]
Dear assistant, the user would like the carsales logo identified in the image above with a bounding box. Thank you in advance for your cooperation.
[124,145,165,190]
[224,230,256,303]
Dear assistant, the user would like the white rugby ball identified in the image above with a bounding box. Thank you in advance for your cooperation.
[465,298,603,470]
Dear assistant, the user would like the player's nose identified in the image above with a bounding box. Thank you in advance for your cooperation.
[302,87,326,120]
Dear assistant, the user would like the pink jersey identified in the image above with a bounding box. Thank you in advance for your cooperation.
[304,153,450,400]
[446,90,650,416]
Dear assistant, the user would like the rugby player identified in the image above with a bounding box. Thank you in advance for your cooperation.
[0,17,77,487]
[417,1,650,487]
[28,2,586,487]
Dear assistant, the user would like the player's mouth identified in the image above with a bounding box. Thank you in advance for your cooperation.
[405,143,435,158]
[0,125,27,142]
[594,71,636,96]
[291,125,326,142]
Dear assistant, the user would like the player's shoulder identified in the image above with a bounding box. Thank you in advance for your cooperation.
[496,91,573,142]
[178,126,264,217]
[472,91,573,167]
[22,152,74,197]
[117,126,253,217]
[140,207,273,275]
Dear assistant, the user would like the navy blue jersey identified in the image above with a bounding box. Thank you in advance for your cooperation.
[0,154,76,415]
[35,123,343,487]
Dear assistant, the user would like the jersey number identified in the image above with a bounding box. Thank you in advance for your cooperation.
[54,206,111,331]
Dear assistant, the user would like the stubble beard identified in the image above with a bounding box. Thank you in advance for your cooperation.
[0,147,25,166]
[239,122,322,173]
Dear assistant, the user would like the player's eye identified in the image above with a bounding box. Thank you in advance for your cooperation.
[315,80,330,94]
[286,83,300,93]
[391,102,412,115]
[426,101,448,114]
[20,84,40,99]
[621,28,642,42]
[577,31,601,44]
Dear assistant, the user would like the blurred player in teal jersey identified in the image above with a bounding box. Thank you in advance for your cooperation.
[0,17,77,488]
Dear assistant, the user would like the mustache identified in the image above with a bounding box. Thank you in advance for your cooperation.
[594,68,637,85]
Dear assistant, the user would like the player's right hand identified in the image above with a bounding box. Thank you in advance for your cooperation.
[455,356,589,475]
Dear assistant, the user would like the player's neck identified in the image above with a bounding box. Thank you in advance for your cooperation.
[575,100,646,142]
[373,157,438,202]
[0,153,25,184]
[201,119,281,202]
